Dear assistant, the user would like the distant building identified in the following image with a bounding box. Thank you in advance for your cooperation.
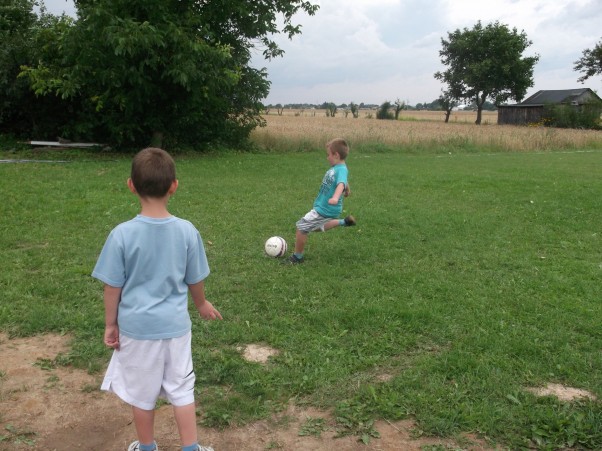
[497,88,602,125]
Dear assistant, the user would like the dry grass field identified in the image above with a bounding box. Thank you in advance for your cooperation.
[266,108,497,123]
[252,110,602,152]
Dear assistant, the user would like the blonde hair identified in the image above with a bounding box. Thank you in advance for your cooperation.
[326,138,349,160]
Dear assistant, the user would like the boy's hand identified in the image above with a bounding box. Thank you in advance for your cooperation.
[328,197,339,205]
[104,325,120,350]
[198,300,223,321]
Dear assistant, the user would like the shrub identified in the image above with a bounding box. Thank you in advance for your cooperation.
[543,101,602,130]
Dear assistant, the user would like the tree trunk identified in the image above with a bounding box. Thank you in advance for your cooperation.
[150,131,164,148]
[475,108,482,125]
[475,93,487,125]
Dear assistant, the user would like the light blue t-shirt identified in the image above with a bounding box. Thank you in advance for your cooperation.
[313,163,348,218]
[92,215,210,340]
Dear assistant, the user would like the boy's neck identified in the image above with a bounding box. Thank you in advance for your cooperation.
[138,196,172,218]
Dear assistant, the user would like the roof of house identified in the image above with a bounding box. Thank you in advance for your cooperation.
[520,88,599,105]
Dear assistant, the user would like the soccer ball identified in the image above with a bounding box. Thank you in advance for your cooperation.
[264,236,287,258]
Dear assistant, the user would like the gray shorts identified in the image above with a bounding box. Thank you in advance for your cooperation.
[296,209,331,233]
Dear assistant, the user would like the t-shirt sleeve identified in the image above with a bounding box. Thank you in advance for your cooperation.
[91,229,126,287]
[336,165,348,187]
[185,229,210,285]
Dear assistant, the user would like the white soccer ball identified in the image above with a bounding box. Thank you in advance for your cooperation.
[264,236,287,258]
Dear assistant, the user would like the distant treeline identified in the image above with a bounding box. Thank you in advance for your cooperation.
[265,100,498,111]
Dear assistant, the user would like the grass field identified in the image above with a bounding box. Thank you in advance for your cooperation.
[1,119,602,449]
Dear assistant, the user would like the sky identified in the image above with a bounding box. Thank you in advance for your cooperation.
[42,0,602,106]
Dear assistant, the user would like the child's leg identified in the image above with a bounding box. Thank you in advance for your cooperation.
[132,406,155,446]
[173,402,198,447]
[326,215,356,231]
[294,229,308,254]
[324,219,340,231]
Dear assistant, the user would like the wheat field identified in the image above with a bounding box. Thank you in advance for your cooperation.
[266,108,497,123]
[252,110,602,152]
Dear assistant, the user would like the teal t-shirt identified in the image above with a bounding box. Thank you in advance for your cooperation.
[92,215,210,340]
[313,163,348,218]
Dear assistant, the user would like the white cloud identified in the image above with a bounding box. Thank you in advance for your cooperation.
[36,0,602,105]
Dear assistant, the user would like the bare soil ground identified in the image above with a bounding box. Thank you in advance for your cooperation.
[8,333,593,451]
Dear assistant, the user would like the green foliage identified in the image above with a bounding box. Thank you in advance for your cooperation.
[574,37,602,83]
[0,424,36,447]
[0,1,74,138]
[543,101,602,129]
[376,101,394,119]
[437,92,457,122]
[349,102,359,118]
[298,417,328,436]
[0,0,37,130]
[528,400,602,449]
[321,102,337,117]
[5,0,318,148]
[435,21,539,124]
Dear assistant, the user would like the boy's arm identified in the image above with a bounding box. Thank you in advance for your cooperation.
[104,284,122,349]
[328,182,346,205]
[189,280,223,321]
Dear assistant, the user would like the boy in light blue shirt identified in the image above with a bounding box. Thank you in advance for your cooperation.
[92,147,221,451]
[288,138,356,264]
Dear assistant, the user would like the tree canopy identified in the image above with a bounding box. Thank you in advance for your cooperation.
[574,38,602,83]
[4,0,318,148]
[0,0,74,136]
[434,21,539,125]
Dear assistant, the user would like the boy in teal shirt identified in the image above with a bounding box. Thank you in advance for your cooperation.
[288,138,356,264]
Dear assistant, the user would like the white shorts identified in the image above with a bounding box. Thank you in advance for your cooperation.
[296,209,331,233]
[101,332,195,410]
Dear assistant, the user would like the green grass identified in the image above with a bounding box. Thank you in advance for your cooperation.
[1,145,602,449]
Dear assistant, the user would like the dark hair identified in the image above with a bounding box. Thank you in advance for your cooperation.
[327,138,349,160]
[130,148,176,198]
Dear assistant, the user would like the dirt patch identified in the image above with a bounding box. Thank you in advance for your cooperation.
[527,383,597,402]
[237,344,279,364]
[0,333,492,450]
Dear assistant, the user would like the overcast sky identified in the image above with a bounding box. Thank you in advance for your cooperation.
[42,0,602,106]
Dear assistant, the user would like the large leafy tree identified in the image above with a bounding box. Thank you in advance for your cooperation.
[574,38,602,83]
[0,0,72,135]
[0,0,36,132]
[20,0,318,147]
[434,21,539,125]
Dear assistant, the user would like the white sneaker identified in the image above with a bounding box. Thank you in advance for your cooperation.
[197,446,214,451]
[127,441,159,451]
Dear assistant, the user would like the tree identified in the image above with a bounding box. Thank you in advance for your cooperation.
[434,21,539,125]
[0,1,77,137]
[377,101,393,120]
[438,90,458,123]
[574,38,602,83]
[323,102,337,117]
[19,0,319,147]
[393,98,405,120]
[349,102,359,118]
[0,0,37,132]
